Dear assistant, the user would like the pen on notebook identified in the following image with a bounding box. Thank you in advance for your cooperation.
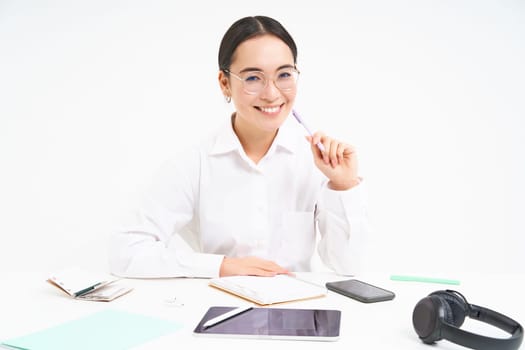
[292,109,325,152]
[203,306,253,329]
[390,275,460,285]
[74,282,102,297]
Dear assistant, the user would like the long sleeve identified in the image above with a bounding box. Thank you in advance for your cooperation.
[316,179,369,276]
[108,152,224,279]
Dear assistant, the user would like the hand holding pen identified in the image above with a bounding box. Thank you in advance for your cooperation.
[292,109,361,190]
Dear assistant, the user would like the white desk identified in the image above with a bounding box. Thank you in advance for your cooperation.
[1,270,523,349]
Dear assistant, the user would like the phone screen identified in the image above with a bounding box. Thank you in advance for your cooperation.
[325,279,395,303]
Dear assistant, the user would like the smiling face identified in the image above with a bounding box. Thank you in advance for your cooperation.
[219,34,297,137]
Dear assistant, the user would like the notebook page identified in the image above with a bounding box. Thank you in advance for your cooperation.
[209,274,327,305]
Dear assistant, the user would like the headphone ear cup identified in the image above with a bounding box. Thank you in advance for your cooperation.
[413,295,449,344]
[415,290,524,350]
[429,290,468,327]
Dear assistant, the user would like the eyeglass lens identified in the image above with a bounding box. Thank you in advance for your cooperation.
[239,68,298,94]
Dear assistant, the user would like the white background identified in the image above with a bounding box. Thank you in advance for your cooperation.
[1,0,523,276]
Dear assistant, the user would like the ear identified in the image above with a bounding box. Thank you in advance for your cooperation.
[218,70,230,97]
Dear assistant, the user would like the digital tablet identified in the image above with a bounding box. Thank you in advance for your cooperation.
[193,306,341,341]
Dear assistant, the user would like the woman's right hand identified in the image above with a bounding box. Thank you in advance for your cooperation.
[219,256,290,277]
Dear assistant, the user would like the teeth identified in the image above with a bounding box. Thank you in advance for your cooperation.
[260,106,280,113]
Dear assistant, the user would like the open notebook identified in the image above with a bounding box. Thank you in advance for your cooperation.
[46,267,132,302]
[208,274,327,305]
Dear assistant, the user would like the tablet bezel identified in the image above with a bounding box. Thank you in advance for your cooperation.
[193,306,341,341]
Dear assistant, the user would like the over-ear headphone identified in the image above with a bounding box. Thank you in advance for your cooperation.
[412,290,523,350]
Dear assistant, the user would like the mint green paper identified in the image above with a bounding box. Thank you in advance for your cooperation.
[1,309,182,350]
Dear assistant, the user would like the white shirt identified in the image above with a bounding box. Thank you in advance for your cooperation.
[109,115,368,278]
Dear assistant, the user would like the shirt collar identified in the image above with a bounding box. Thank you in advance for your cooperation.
[209,114,243,155]
[209,113,299,156]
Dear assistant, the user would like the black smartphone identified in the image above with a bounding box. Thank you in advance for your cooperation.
[325,279,395,303]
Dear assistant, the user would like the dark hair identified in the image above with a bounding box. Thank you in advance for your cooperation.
[218,16,298,72]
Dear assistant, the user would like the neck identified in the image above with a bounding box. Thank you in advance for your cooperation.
[232,113,277,164]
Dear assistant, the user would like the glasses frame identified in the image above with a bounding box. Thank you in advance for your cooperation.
[223,67,300,95]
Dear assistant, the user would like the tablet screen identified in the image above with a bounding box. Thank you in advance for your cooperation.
[193,306,341,341]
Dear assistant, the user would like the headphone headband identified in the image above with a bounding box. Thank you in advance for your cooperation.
[469,304,523,336]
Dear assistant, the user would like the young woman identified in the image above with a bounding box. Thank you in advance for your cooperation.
[109,16,367,278]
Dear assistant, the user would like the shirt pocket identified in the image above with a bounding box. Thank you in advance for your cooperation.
[273,211,316,270]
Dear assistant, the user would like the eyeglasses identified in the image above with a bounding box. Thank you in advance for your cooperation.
[224,67,300,95]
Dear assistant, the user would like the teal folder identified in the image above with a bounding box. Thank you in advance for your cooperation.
[1,309,182,350]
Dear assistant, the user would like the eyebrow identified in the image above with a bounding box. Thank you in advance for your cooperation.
[238,64,295,74]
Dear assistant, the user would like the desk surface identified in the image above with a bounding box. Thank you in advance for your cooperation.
[1,270,523,349]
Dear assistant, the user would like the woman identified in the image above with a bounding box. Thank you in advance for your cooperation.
[109,16,367,278]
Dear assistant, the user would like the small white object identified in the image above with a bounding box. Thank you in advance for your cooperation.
[164,297,184,307]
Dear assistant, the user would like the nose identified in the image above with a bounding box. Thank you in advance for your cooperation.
[259,78,280,101]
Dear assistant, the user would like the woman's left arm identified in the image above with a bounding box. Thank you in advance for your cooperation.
[308,132,368,275]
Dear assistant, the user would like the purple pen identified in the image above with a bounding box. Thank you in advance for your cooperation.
[292,109,325,152]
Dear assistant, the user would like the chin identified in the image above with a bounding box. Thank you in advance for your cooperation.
[262,118,286,132]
